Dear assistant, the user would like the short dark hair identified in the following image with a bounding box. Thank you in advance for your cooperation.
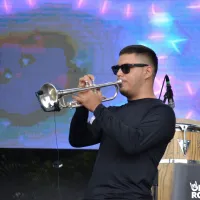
[119,45,158,76]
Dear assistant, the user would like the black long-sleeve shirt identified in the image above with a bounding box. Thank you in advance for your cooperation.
[69,98,176,200]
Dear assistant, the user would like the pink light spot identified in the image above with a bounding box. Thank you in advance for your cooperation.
[101,0,108,14]
[185,82,193,95]
[151,3,163,15]
[3,0,12,13]
[77,0,84,8]
[187,4,200,9]
[158,55,168,60]
[185,111,193,119]
[27,0,36,8]
[148,33,165,40]
[125,4,133,18]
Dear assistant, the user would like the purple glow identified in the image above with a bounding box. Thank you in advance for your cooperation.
[3,0,12,13]
[125,4,133,18]
[100,0,108,14]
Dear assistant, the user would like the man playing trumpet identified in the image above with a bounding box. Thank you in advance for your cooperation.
[69,45,176,200]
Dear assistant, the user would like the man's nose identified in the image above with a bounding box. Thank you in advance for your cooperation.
[116,68,124,77]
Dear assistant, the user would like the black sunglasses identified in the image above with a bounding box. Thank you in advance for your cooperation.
[111,63,149,75]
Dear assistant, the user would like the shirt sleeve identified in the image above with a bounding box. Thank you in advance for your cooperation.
[69,107,102,148]
[93,103,176,154]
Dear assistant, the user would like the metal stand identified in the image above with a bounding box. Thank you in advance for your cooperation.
[152,172,158,200]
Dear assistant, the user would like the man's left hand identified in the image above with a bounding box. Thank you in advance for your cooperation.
[72,89,103,112]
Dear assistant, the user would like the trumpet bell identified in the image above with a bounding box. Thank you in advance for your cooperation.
[35,83,60,112]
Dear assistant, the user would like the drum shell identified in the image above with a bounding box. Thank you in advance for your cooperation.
[157,122,200,200]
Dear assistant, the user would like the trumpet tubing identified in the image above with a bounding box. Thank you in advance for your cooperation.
[35,79,122,112]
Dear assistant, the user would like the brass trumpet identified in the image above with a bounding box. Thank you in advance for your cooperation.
[35,79,122,112]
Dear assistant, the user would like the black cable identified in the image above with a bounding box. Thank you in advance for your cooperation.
[53,112,63,200]
[158,75,166,100]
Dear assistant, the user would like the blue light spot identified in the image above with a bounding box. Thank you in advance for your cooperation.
[150,12,174,27]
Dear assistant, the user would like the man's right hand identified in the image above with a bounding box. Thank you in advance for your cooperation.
[74,74,105,109]
[78,74,95,88]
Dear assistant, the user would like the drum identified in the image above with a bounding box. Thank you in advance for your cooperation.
[157,119,200,200]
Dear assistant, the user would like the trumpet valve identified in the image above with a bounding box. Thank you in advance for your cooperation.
[67,100,81,108]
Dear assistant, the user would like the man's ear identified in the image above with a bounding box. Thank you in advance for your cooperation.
[144,65,154,79]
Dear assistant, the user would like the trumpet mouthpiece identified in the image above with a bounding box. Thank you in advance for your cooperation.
[117,79,123,84]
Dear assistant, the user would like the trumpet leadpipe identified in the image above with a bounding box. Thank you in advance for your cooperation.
[57,79,122,96]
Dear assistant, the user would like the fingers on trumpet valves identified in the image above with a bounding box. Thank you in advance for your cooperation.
[85,81,90,87]
[78,74,95,88]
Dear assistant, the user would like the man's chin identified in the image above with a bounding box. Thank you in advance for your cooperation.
[119,88,128,97]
